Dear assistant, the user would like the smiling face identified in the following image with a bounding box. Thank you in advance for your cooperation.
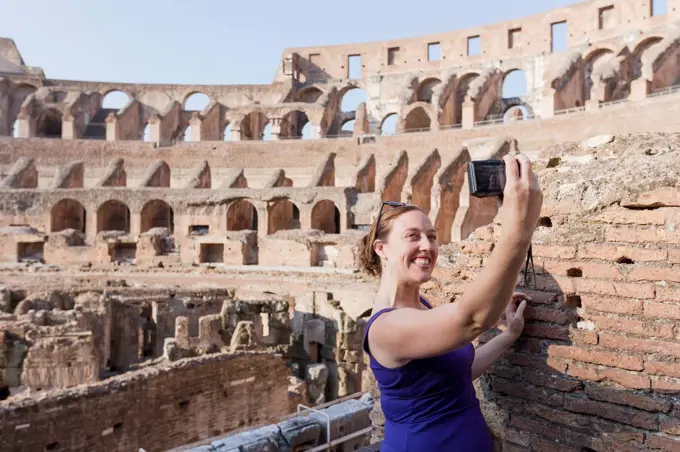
[374,209,439,285]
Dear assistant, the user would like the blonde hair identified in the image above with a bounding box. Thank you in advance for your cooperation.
[359,203,423,277]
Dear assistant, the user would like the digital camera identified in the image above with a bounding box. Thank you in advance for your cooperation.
[467,160,507,198]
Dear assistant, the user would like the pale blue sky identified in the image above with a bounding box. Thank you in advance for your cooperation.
[0,0,583,85]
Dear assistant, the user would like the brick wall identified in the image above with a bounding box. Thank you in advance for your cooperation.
[422,201,680,451]
[0,352,291,452]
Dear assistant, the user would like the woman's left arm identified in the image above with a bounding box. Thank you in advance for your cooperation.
[471,293,528,380]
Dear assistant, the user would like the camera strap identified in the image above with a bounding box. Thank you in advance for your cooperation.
[497,194,536,289]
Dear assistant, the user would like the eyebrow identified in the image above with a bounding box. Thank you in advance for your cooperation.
[404,228,438,235]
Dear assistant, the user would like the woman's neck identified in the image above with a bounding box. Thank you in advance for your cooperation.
[375,273,422,310]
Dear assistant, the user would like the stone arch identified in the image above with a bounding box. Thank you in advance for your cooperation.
[280,110,310,139]
[380,113,398,135]
[583,48,614,101]
[7,84,37,136]
[140,199,174,233]
[227,200,258,231]
[241,112,268,140]
[296,87,324,103]
[183,92,211,111]
[51,199,86,234]
[455,73,479,124]
[339,85,367,113]
[311,200,340,234]
[97,200,131,233]
[631,36,664,81]
[268,199,300,234]
[36,108,63,138]
[501,69,528,98]
[101,90,131,110]
[403,105,431,132]
[414,78,441,103]
[223,122,232,141]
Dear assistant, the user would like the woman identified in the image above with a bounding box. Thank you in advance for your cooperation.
[360,153,543,451]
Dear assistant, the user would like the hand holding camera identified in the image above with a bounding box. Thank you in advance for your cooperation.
[468,153,543,244]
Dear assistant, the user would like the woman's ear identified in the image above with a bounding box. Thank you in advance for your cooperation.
[373,240,385,260]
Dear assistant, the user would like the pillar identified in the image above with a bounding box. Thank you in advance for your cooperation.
[461,100,475,130]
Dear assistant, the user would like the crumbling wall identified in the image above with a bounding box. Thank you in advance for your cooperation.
[0,353,291,452]
[418,133,680,451]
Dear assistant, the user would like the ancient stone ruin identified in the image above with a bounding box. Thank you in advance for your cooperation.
[2,0,680,450]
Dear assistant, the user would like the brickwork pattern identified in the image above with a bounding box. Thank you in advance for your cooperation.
[422,201,680,451]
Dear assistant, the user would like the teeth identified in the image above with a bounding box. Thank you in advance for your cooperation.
[415,258,430,264]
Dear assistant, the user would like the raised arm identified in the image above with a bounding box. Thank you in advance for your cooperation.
[369,154,542,365]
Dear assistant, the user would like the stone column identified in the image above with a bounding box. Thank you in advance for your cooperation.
[461,99,475,130]
[105,113,119,141]
[269,117,282,141]
[61,114,76,139]
[629,78,650,102]
[189,113,202,142]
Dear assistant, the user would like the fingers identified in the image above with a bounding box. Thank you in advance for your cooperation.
[503,154,520,185]
[516,299,527,317]
[516,153,532,182]
[512,292,532,302]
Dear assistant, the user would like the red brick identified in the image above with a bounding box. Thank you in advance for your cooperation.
[580,294,643,314]
[578,244,667,262]
[658,287,680,302]
[645,434,680,451]
[634,187,680,208]
[505,352,567,373]
[589,314,675,338]
[600,332,680,359]
[590,436,650,452]
[563,395,659,429]
[508,415,592,448]
[502,441,526,452]
[569,328,599,345]
[513,337,544,354]
[645,359,680,379]
[522,290,559,304]
[574,279,655,299]
[547,356,569,373]
[652,377,680,392]
[524,323,571,341]
[669,249,680,264]
[523,370,583,392]
[659,414,680,435]
[492,377,564,406]
[566,361,606,382]
[605,225,664,243]
[598,367,651,389]
[629,267,680,283]
[530,438,582,452]
[533,245,577,259]
[542,260,625,280]
[644,301,680,320]
[602,208,668,225]
[548,345,644,371]
[524,305,571,324]
[531,275,576,294]
[584,384,671,412]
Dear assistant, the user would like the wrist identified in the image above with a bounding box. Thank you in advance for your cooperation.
[500,329,521,342]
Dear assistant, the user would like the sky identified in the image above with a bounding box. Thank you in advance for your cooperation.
[0,0,584,86]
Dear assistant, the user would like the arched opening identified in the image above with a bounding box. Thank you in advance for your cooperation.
[263,123,273,141]
[455,73,479,124]
[7,84,37,137]
[502,70,528,98]
[268,199,300,234]
[311,200,340,234]
[503,105,529,123]
[227,200,258,231]
[341,119,355,137]
[140,199,174,233]
[11,119,19,138]
[380,113,398,135]
[143,124,151,142]
[301,122,313,139]
[97,200,131,233]
[296,87,323,103]
[36,109,62,138]
[583,49,614,101]
[632,37,663,81]
[241,112,268,140]
[183,93,211,143]
[280,111,310,139]
[223,123,232,141]
[404,107,431,132]
[51,199,86,234]
[415,78,441,103]
[102,91,130,110]
[340,86,368,113]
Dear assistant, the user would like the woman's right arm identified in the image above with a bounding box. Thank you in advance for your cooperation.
[369,153,543,363]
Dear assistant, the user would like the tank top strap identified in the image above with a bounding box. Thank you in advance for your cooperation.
[419,295,433,309]
[362,308,393,355]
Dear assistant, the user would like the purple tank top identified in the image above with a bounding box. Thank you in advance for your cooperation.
[362,297,493,452]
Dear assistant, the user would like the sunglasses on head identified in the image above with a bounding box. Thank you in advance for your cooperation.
[374,201,406,231]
